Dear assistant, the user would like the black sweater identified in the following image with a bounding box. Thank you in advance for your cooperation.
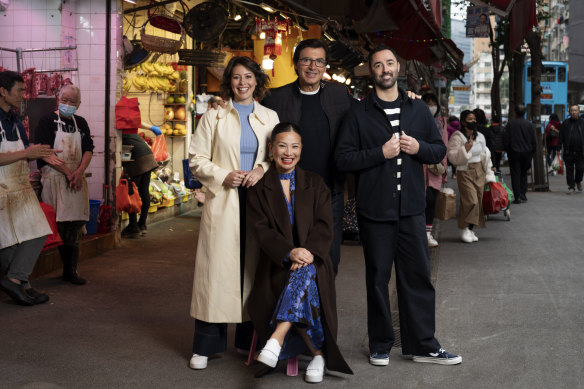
[335,88,446,221]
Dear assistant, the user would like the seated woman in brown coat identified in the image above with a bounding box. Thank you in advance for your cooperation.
[246,122,352,384]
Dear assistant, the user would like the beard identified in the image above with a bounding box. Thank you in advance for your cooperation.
[373,72,397,90]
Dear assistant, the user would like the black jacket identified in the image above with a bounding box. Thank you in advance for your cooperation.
[262,80,354,194]
[334,88,446,221]
[559,117,584,155]
[504,117,537,154]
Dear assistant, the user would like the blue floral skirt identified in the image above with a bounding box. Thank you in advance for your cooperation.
[271,264,324,360]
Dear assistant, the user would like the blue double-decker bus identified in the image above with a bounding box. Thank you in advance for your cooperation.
[523,61,568,122]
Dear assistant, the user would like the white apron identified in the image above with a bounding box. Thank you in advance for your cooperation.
[40,114,89,222]
[0,120,52,249]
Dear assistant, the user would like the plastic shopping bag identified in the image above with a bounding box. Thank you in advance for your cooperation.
[552,154,564,174]
[151,134,169,162]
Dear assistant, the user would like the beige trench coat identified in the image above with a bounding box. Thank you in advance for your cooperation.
[188,99,279,323]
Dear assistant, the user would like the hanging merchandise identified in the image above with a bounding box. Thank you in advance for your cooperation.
[140,15,185,55]
[115,96,142,130]
[151,134,169,162]
[129,181,143,214]
[257,18,290,75]
[116,179,133,212]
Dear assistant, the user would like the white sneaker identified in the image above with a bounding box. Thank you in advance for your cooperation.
[189,354,208,370]
[305,355,325,383]
[460,228,473,243]
[257,338,281,368]
[470,230,478,242]
[427,231,439,247]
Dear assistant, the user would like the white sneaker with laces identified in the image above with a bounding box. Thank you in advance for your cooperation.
[427,231,439,247]
[189,354,208,370]
[257,338,281,368]
[460,228,473,243]
[305,355,325,383]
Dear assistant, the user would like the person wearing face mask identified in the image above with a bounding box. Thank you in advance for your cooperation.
[421,93,448,247]
[448,110,495,243]
[36,84,94,285]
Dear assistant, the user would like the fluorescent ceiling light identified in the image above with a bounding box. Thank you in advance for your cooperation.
[124,0,137,4]
[234,14,242,21]
[260,3,276,13]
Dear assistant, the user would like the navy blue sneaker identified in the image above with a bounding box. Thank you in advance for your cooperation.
[369,352,389,366]
[413,348,462,365]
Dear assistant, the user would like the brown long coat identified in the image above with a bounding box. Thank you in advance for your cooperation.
[246,166,352,375]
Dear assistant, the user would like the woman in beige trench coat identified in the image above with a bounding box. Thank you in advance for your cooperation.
[187,56,279,370]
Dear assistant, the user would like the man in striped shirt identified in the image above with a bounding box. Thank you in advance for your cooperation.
[335,46,461,367]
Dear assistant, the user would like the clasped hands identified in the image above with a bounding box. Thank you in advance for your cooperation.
[382,131,420,159]
[223,166,264,188]
[289,247,313,271]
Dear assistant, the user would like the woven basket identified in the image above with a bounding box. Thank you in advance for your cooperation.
[140,15,185,54]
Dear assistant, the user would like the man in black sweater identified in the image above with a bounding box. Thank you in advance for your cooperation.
[335,46,461,367]
[262,39,354,275]
[504,104,537,203]
[559,104,584,194]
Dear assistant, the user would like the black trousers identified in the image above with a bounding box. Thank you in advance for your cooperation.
[563,152,584,189]
[357,213,441,355]
[330,191,344,275]
[508,151,532,198]
[191,186,253,356]
[425,186,439,225]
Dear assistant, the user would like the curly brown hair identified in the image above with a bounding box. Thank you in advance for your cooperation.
[220,56,269,101]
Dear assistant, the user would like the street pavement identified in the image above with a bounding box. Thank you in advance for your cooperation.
[1,170,583,388]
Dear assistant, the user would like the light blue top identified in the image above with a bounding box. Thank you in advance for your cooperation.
[233,101,258,171]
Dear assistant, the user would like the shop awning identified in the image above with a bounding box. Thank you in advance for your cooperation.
[276,0,465,78]
[362,0,465,79]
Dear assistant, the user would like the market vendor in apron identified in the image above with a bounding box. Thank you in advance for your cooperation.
[36,84,94,285]
[0,70,60,306]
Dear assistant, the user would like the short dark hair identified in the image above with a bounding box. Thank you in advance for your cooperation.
[422,92,440,115]
[460,110,474,123]
[491,115,500,123]
[550,113,559,122]
[0,71,24,92]
[292,39,329,65]
[221,56,269,101]
[472,108,487,125]
[270,122,302,144]
[515,104,526,117]
[368,45,398,69]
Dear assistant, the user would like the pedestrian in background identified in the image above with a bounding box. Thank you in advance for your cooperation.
[421,93,448,248]
[0,71,59,306]
[559,104,584,194]
[489,115,505,173]
[504,104,537,203]
[187,56,279,370]
[448,110,495,243]
[447,116,460,178]
[336,45,461,367]
[36,85,93,285]
[543,113,561,173]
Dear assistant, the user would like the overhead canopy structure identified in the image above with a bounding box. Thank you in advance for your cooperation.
[276,0,465,80]
[469,0,537,51]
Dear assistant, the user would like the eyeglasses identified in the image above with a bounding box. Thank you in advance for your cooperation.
[297,58,327,68]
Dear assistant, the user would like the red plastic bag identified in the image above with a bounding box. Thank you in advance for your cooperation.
[151,134,169,162]
[115,96,142,130]
[97,204,113,233]
[483,182,509,214]
[116,178,132,212]
[39,202,63,250]
[129,181,143,213]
